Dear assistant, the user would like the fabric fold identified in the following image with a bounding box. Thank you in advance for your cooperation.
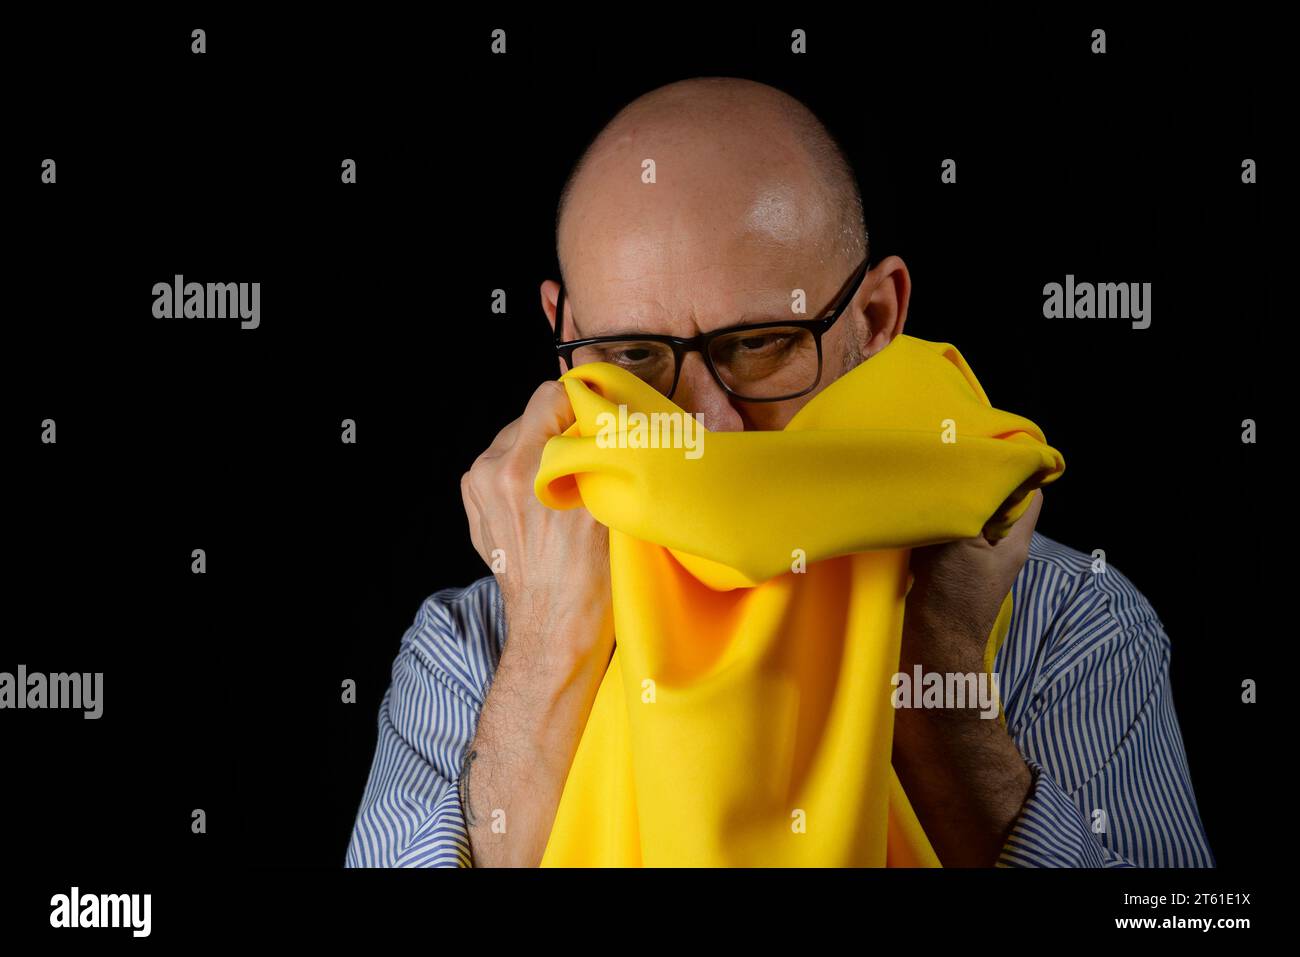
[534,333,1064,866]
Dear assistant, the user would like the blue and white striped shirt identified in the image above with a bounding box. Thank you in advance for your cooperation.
[345,531,1214,868]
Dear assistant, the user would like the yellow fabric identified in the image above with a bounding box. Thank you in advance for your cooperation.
[533,333,1064,866]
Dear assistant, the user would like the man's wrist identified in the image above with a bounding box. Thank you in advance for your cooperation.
[900,610,989,674]
[503,584,612,664]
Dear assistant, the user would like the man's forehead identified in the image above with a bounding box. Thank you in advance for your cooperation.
[743,183,821,246]
[561,122,833,258]
[558,117,845,334]
[565,251,839,336]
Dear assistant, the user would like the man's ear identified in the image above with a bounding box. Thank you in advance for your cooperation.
[540,280,561,333]
[861,255,912,355]
[540,280,569,377]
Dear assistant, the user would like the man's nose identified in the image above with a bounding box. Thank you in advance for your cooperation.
[672,352,745,432]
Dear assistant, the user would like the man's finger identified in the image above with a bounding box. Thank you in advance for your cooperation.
[460,471,486,562]
[482,416,522,458]
[983,485,1044,545]
[517,380,578,448]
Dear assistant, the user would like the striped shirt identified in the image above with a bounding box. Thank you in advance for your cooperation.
[345,531,1214,868]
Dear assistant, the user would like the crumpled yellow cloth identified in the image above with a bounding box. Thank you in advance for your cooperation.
[533,334,1064,866]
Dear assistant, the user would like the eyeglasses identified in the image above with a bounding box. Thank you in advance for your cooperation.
[552,256,871,402]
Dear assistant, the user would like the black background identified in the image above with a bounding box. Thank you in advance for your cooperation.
[4,9,1277,940]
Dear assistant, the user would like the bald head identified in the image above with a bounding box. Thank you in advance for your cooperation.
[556,77,867,290]
[547,77,901,432]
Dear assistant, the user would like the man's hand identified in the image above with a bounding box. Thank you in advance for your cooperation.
[456,380,615,866]
[460,380,613,665]
[891,489,1044,866]
[903,487,1043,669]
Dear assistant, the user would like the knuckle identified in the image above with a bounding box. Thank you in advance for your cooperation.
[466,460,496,500]
[500,457,533,494]
[533,379,564,401]
[527,380,567,414]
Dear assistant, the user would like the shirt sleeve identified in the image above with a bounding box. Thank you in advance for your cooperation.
[997,602,1215,868]
[345,579,502,868]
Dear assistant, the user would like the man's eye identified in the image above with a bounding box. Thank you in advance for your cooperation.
[724,333,796,359]
[736,334,791,352]
[574,340,669,370]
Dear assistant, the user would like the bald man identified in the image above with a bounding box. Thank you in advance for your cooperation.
[346,78,1213,868]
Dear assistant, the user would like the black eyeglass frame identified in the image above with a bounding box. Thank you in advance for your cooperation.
[552,256,872,403]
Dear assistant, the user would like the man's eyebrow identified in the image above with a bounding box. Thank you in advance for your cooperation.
[610,320,671,335]
[572,319,670,339]
[578,314,809,339]
[571,298,808,338]
[734,310,807,325]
